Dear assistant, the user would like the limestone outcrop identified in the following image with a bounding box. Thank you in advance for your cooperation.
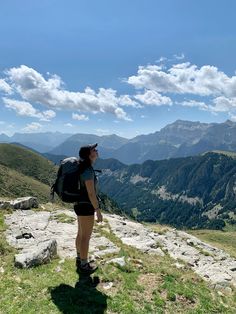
[0,196,38,210]
[3,206,236,291]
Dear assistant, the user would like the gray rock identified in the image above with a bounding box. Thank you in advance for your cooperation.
[14,239,57,268]
[4,208,119,262]
[104,214,165,256]
[0,197,38,210]
[4,207,236,289]
[89,235,120,257]
[103,213,236,290]
[106,256,126,267]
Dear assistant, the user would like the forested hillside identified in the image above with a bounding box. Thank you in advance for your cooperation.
[95,151,236,229]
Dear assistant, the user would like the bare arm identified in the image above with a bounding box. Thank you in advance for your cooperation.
[84,179,99,210]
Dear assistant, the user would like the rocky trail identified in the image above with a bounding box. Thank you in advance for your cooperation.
[2,197,236,293]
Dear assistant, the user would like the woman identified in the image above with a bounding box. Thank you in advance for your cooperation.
[74,142,103,273]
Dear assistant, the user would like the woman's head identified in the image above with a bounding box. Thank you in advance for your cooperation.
[78,143,98,165]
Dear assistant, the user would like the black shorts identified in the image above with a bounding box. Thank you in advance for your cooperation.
[74,202,95,216]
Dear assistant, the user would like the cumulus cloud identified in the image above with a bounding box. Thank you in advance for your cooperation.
[22,122,42,132]
[4,65,134,121]
[134,90,172,106]
[126,62,236,97]
[0,79,12,94]
[72,113,89,121]
[2,61,236,122]
[210,96,236,112]
[176,97,236,116]
[126,60,236,119]
[2,97,56,121]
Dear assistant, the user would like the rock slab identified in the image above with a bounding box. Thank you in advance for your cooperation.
[104,213,236,290]
[0,196,38,210]
[14,239,57,268]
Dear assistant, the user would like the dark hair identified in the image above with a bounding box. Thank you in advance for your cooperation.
[77,156,92,173]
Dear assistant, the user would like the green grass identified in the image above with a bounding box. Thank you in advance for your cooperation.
[0,164,52,203]
[186,227,236,259]
[51,213,76,224]
[1,209,236,313]
[0,143,58,186]
[0,143,58,203]
[145,219,236,259]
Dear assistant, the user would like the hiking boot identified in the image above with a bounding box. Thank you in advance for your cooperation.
[79,261,98,273]
[76,257,81,268]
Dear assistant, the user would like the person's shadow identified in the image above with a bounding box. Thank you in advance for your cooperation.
[49,269,108,314]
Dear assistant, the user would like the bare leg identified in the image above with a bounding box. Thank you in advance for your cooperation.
[75,216,81,255]
[78,215,94,260]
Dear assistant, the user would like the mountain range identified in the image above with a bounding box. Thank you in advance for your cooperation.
[0,143,236,230]
[94,150,236,230]
[1,119,236,164]
[0,131,73,153]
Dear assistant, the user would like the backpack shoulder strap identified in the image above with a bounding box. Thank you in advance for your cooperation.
[93,168,102,173]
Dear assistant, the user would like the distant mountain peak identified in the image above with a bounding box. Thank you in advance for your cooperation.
[162,119,210,131]
[224,119,235,126]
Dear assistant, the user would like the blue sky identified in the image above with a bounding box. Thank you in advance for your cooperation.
[0,0,236,138]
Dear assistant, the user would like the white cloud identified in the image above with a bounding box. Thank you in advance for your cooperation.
[155,53,185,64]
[41,109,56,120]
[0,79,12,94]
[4,65,134,121]
[2,97,56,121]
[22,122,42,132]
[3,61,236,123]
[176,98,236,117]
[126,60,236,118]
[126,62,236,97]
[95,128,111,135]
[64,123,73,127]
[134,90,172,106]
[118,94,142,108]
[173,53,185,60]
[210,96,236,112]
[176,100,209,111]
[114,107,133,121]
[155,56,168,63]
[72,113,89,121]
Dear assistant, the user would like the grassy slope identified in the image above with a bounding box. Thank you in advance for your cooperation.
[0,164,51,203]
[0,143,58,186]
[0,143,61,204]
[186,223,236,259]
[145,220,236,259]
[0,208,236,313]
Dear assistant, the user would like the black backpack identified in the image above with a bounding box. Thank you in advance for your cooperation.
[50,157,101,203]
